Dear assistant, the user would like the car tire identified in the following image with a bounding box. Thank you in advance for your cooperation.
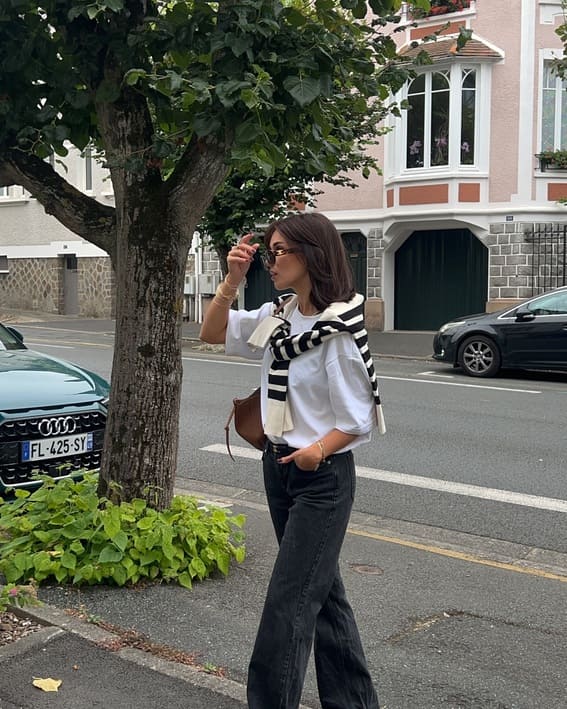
[458,335,501,378]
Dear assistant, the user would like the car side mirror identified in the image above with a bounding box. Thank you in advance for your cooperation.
[515,308,536,322]
[7,326,24,342]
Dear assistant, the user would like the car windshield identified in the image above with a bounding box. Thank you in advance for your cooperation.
[526,291,567,316]
[0,323,27,351]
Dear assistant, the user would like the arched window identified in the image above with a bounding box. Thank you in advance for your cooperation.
[406,67,477,170]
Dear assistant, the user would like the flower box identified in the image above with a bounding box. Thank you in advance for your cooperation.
[536,151,567,171]
[410,0,471,19]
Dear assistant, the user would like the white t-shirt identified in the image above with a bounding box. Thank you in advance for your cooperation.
[226,302,375,451]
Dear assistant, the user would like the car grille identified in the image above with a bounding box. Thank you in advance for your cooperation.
[0,411,106,489]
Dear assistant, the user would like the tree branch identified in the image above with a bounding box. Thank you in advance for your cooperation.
[0,149,116,259]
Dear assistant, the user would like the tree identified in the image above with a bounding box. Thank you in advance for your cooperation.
[199,104,391,274]
[0,0,430,510]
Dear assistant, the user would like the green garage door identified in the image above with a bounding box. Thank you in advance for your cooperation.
[394,229,488,331]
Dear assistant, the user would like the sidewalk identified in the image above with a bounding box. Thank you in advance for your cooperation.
[2,481,567,708]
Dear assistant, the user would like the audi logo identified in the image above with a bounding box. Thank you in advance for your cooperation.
[38,417,77,437]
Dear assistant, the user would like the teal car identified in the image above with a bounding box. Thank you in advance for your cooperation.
[0,322,109,494]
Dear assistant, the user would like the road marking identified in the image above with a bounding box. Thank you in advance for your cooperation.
[418,370,454,378]
[27,342,75,349]
[182,357,260,367]
[183,357,542,393]
[378,374,541,394]
[201,444,567,513]
[348,529,567,583]
[27,339,111,349]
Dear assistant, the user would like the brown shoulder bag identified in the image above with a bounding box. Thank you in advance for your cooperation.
[225,387,265,461]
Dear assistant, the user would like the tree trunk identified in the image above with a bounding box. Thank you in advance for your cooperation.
[97,197,187,510]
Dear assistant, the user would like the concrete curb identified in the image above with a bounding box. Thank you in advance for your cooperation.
[0,604,248,703]
[0,602,311,709]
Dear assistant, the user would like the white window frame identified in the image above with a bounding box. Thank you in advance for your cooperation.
[539,54,567,151]
[386,60,491,179]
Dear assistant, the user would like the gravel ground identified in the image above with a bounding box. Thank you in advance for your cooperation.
[0,611,44,648]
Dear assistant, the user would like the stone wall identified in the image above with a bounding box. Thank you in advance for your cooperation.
[365,227,385,330]
[0,256,115,317]
[0,257,62,313]
[367,227,384,300]
[78,257,115,318]
[485,220,566,304]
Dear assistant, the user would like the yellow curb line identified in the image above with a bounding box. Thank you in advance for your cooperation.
[348,528,567,583]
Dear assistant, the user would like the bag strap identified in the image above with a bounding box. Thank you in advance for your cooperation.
[224,297,291,461]
[224,404,237,462]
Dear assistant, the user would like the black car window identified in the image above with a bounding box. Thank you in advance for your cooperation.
[526,291,567,316]
[0,324,26,351]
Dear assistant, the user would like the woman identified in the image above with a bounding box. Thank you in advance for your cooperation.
[200,212,384,709]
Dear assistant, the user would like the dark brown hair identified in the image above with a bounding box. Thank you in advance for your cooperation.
[263,213,355,312]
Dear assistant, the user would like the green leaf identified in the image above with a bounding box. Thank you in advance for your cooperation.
[136,517,154,531]
[283,76,320,107]
[70,540,85,555]
[178,571,193,589]
[235,121,262,144]
[98,545,124,564]
[61,552,77,570]
[124,69,146,86]
[103,0,125,10]
[215,551,230,576]
[189,557,207,579]
[112,530,129,552]
[112,565,128,586]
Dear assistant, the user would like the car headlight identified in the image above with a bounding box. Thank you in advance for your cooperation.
[438,320,466,334]
[102,396,110,407]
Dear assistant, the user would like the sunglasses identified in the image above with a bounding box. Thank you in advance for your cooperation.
[261,247,302,269]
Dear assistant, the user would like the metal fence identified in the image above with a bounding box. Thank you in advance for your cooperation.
[525,224,567,294]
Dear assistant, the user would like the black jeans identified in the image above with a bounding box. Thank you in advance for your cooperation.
[247,443,380,709]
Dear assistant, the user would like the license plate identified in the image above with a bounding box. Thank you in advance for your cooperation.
[21,433,94,462]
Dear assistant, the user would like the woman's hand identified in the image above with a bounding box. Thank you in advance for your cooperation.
[278,443,323,472]
[227,234,260,286]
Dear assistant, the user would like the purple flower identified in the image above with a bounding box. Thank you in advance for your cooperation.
[8,588,19,597]
[409,140,422,155]
[461,141,470,153]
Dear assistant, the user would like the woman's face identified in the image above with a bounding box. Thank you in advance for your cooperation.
[267,230,311,293]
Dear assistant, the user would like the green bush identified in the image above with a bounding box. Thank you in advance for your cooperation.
[0,474,246,588]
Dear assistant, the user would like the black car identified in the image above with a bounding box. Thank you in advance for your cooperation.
[433,286,567,377]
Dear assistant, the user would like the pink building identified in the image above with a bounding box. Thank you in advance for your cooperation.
[314,0,567,331]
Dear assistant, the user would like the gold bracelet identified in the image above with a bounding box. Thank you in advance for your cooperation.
[316,439,326,463]
[215,282,237,303]
[224,276,240,290]
[212,295,232,308]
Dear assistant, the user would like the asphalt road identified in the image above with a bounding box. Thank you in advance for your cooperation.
[15,321,567,555]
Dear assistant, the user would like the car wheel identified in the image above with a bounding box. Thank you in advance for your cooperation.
[458,335,501,377]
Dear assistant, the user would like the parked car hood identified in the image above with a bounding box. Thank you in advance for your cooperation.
[0,349,109,410]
